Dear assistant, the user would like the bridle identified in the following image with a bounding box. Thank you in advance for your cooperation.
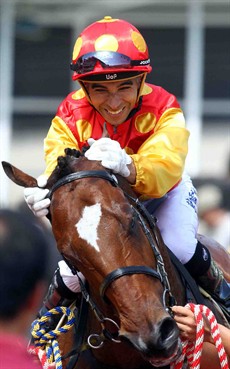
[47,169,176,350]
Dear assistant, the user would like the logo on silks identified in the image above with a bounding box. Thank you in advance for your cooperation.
[106,73,118,80]
[186,189,198,210]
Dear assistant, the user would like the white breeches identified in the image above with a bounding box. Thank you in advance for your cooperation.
[153,172,199,264]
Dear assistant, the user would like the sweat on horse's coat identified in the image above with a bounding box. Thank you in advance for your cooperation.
[75,203,102,252]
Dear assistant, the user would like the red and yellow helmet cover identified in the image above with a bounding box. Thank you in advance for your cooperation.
[71,16,152,81]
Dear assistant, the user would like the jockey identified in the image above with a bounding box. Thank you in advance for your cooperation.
[24,16,230,319]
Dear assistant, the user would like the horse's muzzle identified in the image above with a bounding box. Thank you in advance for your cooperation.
[148,336,182,368]
[122,316,181,367]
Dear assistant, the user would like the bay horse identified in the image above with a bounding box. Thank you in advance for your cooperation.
[2,150,230,369]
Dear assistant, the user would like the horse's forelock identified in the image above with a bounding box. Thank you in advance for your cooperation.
[47,150,83,187]
[56,152,80,176]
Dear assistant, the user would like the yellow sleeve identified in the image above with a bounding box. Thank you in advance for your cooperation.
[130,108,190,198]
[43,116,79,176]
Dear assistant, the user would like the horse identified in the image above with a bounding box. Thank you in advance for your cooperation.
[2,150,230,369]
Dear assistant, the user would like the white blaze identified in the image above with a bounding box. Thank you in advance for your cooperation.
[76,203,102,252]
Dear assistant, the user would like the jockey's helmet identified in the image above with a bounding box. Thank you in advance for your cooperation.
[70,16,152,83]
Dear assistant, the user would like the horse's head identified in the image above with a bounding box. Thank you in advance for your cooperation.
[2,149,183,367]
[47,149,182,366]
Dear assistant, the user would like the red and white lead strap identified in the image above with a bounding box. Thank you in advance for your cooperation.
[28,346,51,369]
[171,303,229,369]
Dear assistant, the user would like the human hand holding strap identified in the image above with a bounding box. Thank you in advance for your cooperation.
[24,174,50,217]
[85,138,132,177]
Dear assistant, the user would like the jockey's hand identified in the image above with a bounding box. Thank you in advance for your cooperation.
[58,260,85,293]
[85,138,132,178]
[172,305,212,343]
[24,174,50,217]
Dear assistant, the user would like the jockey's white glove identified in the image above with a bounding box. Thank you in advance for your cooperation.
[85,138,132,177]
[58,260,85,293]
[24,174,50,217]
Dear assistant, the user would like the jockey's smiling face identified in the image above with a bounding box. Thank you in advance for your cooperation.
[84,77,142,126]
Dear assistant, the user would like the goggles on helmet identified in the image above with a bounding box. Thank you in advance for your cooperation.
[71,51,150,75]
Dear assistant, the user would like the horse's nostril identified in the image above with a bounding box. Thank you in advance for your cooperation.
[136,317,180,359]
[160,317,179,343]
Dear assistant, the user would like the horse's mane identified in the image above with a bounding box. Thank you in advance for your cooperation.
[46,146,135,199]
[47,147,88,187]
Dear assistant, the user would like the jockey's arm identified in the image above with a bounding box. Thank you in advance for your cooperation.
[44,116,80,177]
[201,341,229,369]
[24,117,80,217]
[172,305,230,368]
[130,108,189,198]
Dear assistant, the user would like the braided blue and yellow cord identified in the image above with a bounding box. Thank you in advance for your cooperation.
[31,306,75,369]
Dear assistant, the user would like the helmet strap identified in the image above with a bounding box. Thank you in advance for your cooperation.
[126,96,143,121]
[77,81,92,104]
[137,73,147,102]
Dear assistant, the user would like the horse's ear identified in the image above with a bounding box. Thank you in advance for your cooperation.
[1,161,37,188]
